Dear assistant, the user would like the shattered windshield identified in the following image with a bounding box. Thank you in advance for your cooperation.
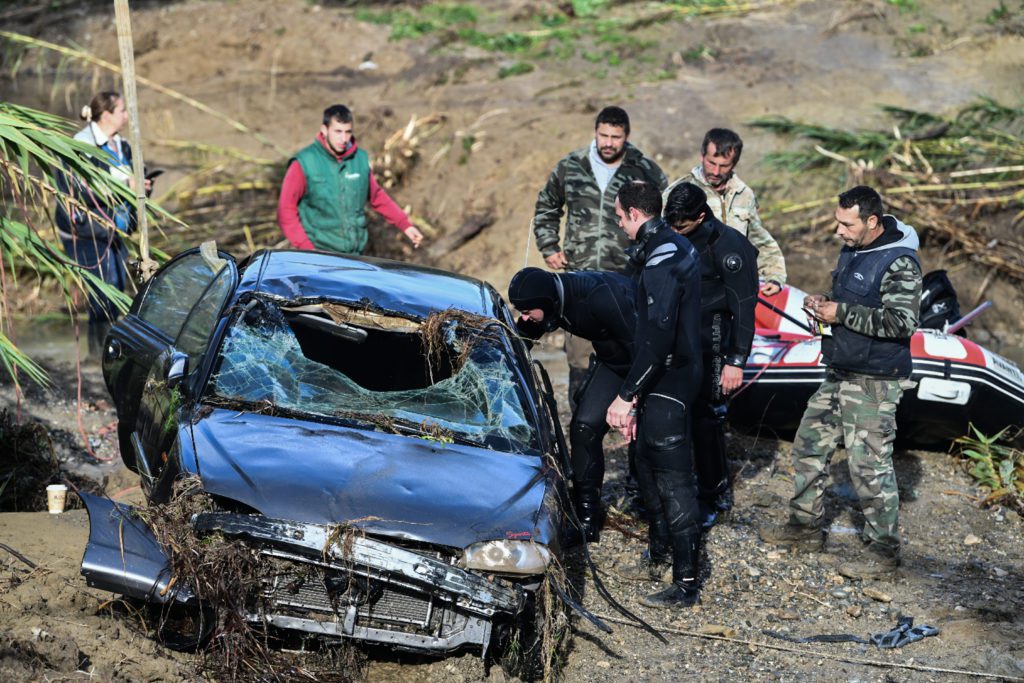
[207,298,537,453]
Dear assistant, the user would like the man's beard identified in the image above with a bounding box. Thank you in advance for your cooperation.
[708,170,733,189]
[599,146,626,163]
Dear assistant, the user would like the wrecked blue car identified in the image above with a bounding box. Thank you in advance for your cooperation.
[82,247,569,657]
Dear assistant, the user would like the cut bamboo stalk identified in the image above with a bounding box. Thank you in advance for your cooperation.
[113,0,157,280]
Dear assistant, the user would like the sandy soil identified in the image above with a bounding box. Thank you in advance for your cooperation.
[2,0,1023,681]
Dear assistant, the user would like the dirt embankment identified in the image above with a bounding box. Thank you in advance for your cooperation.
[2,0,1023,681]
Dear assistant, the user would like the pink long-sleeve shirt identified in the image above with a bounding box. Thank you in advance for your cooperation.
[276,133,413,250]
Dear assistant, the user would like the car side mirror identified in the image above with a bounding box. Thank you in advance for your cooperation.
[165,352,189,390]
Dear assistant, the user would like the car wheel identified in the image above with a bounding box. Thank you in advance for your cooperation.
[149,600,218,652]
[495,582,570,682]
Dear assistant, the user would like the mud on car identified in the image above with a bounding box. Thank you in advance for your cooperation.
[81,247,571,663]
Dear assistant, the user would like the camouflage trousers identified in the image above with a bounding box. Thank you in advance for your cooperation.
[788,372,906,550]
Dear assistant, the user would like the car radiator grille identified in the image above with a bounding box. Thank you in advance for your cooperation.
[264,567,439,629]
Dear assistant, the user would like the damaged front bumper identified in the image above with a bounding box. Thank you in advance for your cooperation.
[80,493,526,655]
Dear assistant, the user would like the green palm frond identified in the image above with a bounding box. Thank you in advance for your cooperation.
[0,101,171,390]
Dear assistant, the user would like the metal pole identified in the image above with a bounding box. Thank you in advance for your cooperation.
[113,0,157,280]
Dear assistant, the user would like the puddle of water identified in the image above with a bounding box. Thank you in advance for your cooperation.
[13,316,91,366]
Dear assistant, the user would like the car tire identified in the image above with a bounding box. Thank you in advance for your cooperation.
[149,600,218,652]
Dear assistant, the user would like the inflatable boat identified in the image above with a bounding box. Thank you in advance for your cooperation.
[729,284,1024,449]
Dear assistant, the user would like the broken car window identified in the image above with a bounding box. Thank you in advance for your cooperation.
[137,252,225,340]
[207,299,537,453]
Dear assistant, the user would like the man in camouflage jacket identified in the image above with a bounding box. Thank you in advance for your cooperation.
[760,185,922,581]
[533,106,667,401]
[663,128,787,294]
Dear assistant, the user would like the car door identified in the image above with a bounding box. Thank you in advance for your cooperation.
[103,248,237,477]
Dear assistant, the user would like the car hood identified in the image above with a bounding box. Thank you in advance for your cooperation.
[184,408,558,550]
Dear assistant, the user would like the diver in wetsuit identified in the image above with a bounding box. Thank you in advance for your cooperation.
[509,267,637,543]
[605,180,705,608]
[664,182,759,528]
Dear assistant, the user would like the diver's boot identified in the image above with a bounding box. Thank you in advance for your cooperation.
[641,531,701,608]
[574,488,604,544]
[758,521,826,553]
[616,515,671,582]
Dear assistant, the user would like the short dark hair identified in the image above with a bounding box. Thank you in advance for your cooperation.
[595,106,630,136]
[664,182,710,226]
[701,128,743,163]
[838,185,884,223]
[617,180,661,219]
[322,104,353,126]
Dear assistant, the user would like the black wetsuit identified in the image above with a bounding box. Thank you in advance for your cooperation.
[620,216,704,582]
[687,217,759,506]
[516,271,637,539]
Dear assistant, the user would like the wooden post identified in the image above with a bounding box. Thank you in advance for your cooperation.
[113,0,157,280]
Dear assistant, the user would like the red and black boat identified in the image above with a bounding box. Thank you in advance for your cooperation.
[729,284,1024,449]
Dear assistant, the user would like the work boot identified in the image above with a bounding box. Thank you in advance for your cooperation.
[839,543,901,580]
[641,531,701,608]
[758,522,825,552]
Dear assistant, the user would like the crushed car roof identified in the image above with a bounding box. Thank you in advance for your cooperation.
[238,250,501,320]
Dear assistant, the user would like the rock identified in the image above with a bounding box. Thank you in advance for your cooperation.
[846,604,863,618]
[830,588,851,599]
[597,660,611,669]
[863,587,892,603]
[747,566,762,578]
[964,534,982,545]
[993,567,1008,578]
[779,610,800,621]
[751,490,781,508]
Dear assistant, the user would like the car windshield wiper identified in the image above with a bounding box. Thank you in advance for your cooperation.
[369,416,484,448]
[205,397,488,447]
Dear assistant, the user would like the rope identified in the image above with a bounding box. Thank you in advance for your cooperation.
[591,612,1023,682]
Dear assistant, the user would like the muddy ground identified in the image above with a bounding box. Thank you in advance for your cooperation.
[2,0,1024,681]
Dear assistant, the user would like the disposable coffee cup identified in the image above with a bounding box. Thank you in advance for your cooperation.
[46,484,68,514]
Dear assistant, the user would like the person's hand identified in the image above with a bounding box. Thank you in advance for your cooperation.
[760,280,782,297]
[405,225,424,248]
[720,364,744,394]
[544,251,568,270]
[812,301,839,324]
[606,395,637,441]
[803,294,827,309]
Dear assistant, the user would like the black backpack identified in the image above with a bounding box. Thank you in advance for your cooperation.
[919,269,963,333]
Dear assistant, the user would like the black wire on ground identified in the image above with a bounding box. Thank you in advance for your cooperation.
[533,360,668,645]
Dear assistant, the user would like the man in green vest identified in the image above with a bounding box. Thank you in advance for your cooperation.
[277,104,423,254]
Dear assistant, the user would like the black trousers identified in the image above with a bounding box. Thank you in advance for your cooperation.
[693,350,731,501]
[633,366,702,539]
[569,361,622,493]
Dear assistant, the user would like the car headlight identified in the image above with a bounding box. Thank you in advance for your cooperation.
[460,540,551,575]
